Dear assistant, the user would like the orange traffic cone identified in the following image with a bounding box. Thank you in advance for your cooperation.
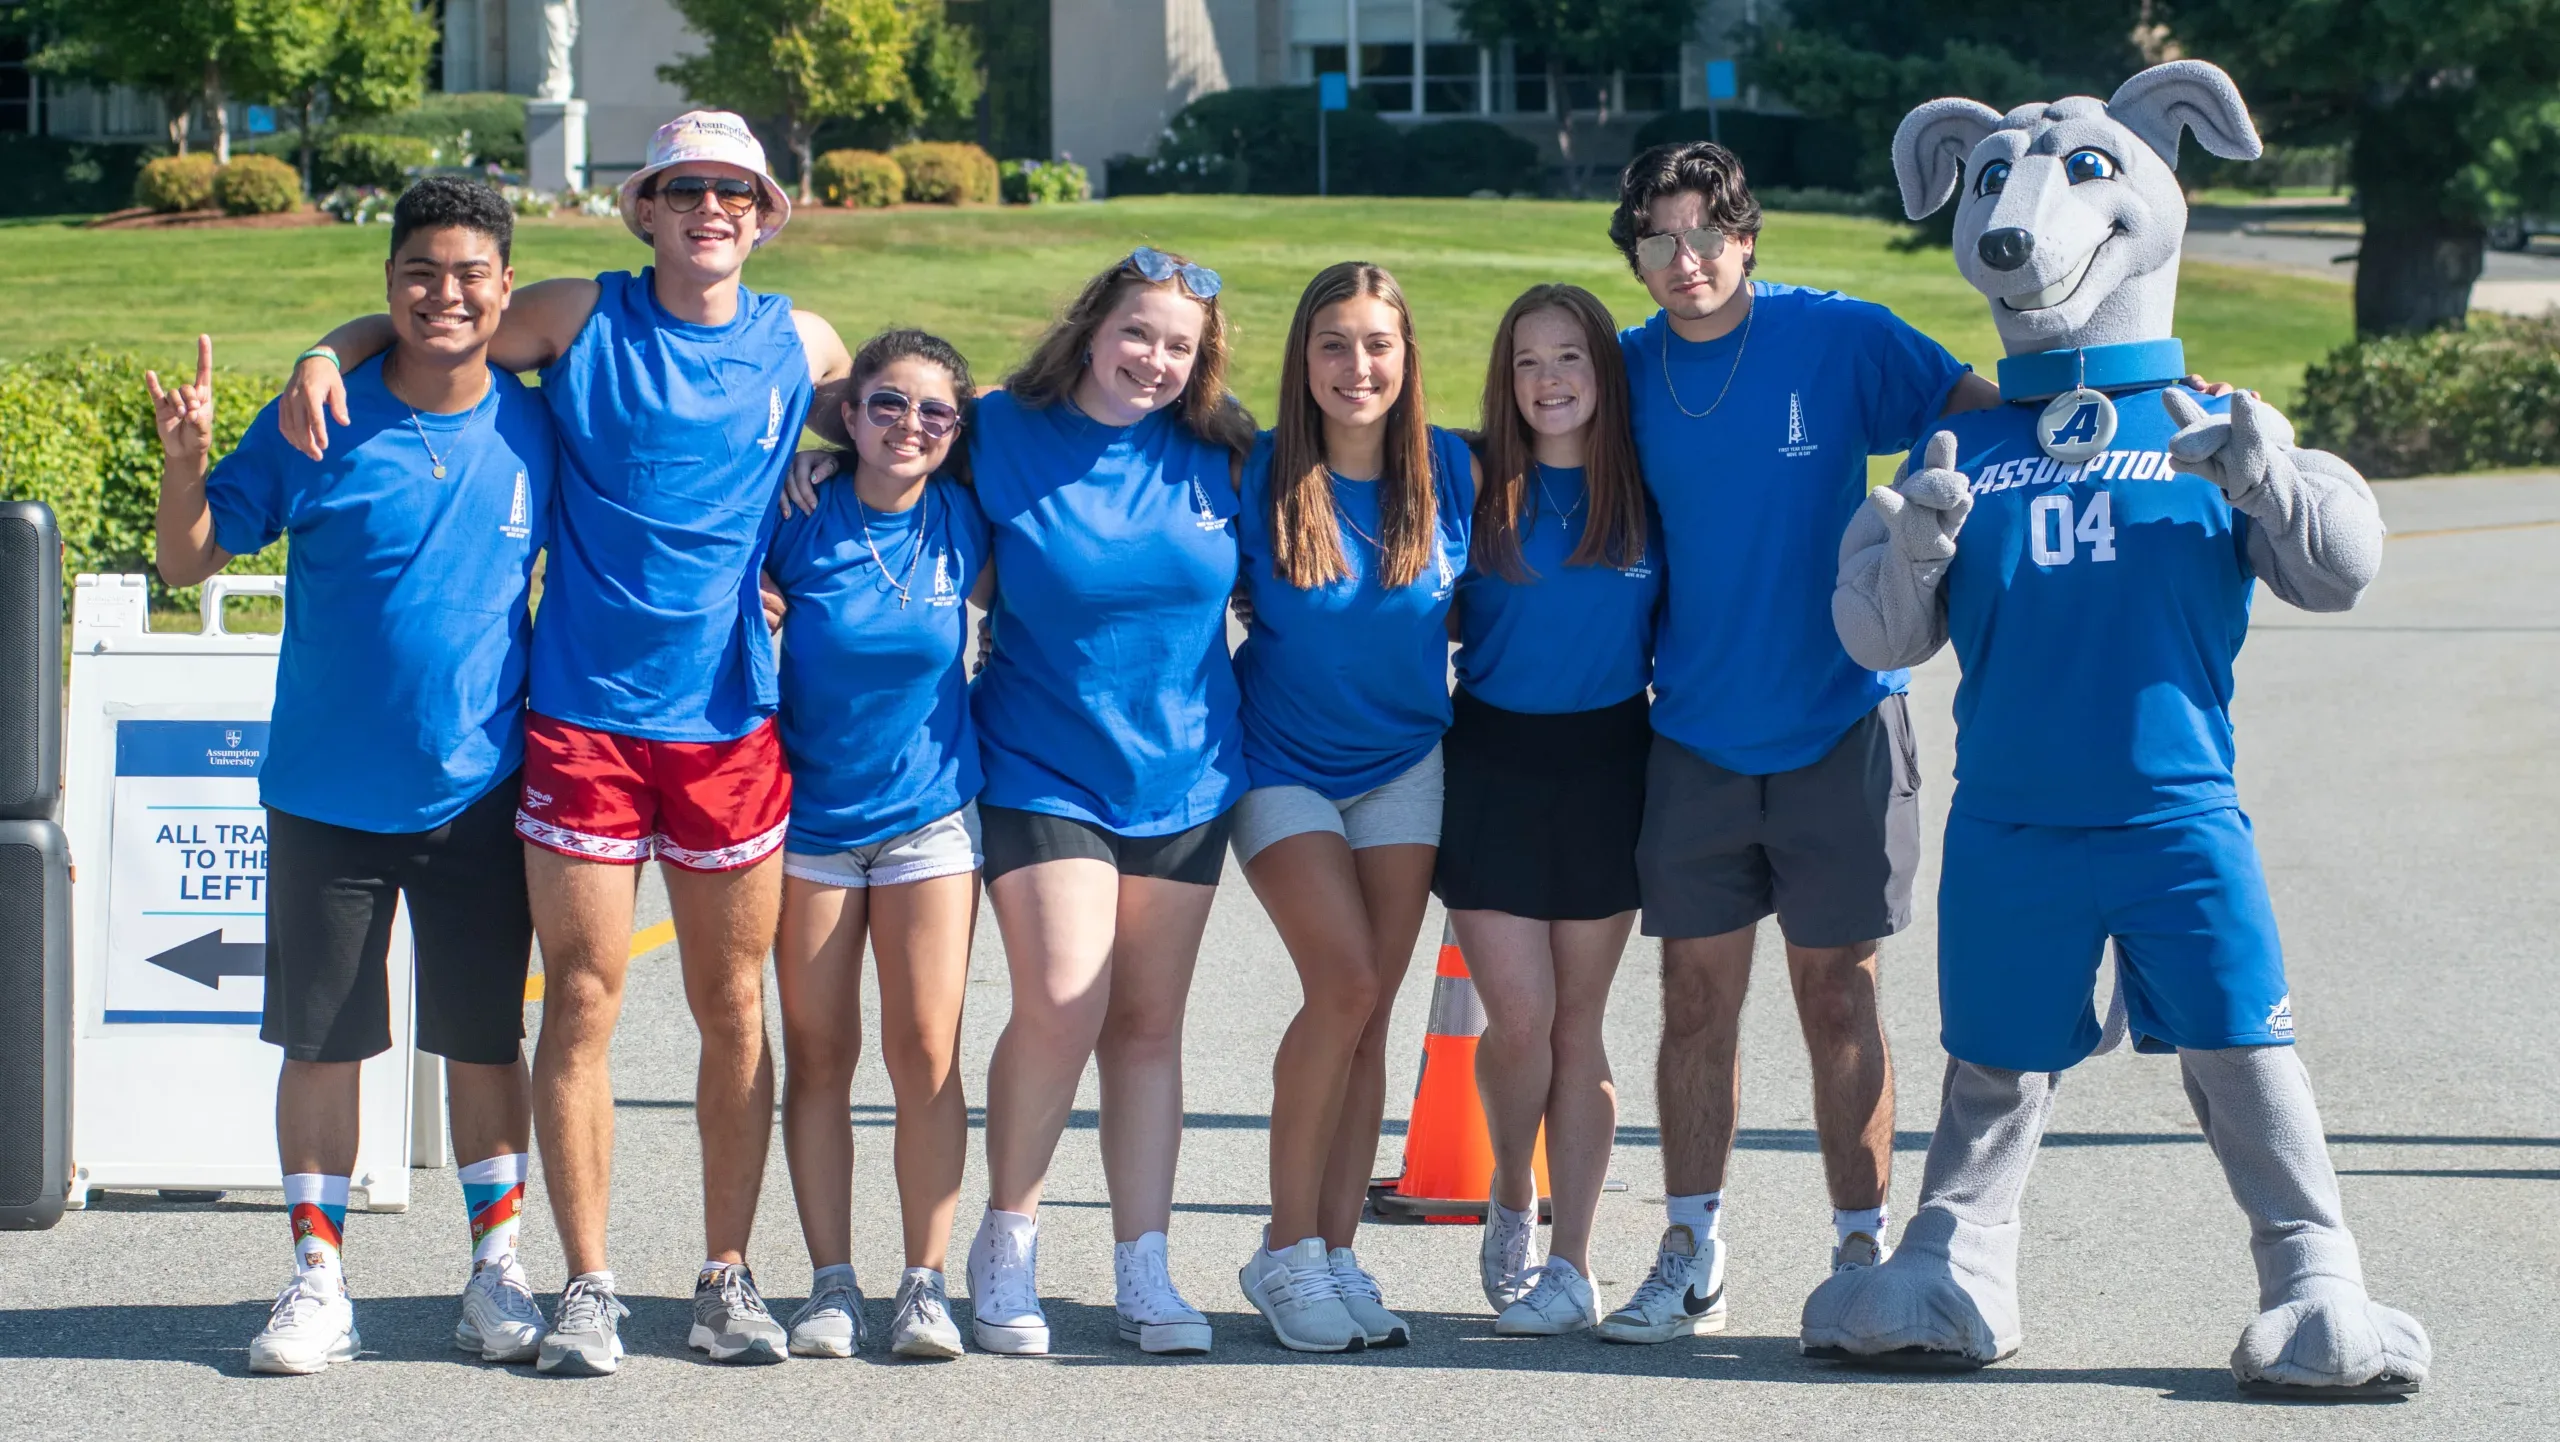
[1368,920,1551,1224]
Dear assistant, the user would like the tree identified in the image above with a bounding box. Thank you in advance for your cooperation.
[660,0,918,202]
[897,0,983,142]
[2165,0,2560,336]
[238,0,438,192]
[25,0,207,153]
[1448,0,1703,194]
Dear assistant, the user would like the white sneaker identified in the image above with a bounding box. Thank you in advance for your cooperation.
[1596,1224,1726,1343]
[453,1257,545,1363]
[1832,1230,1892,1272]
[786,1273,866,1358]
[1115,1231,1212,1355]
[888,1269,965,1360]
[1328,1248,1409,1348]
[1479,1199,1544,1311]
[1496,1257,1601,1336]
[1238,1237,1365,1353]
[966,1212,1050,1355]
[248,1272,360,1375]
[535,1274,628,1377]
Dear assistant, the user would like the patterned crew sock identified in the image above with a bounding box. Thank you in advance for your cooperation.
[282,1173,350,1284]
[458,1152,529,1272]
[1666,1190,1723,1242]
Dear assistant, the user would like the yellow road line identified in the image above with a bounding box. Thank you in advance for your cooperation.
[524,919,679,1003]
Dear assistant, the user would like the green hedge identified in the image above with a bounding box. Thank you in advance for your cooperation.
[362,92,529,171]
[999,157,1089,204]
[1627,109,1866,193]
[0,135,152,219]
[0,350,288,605]
[891,141,1000,204]
[813,148,906,208]
[212,155,303,215]
[2298,315,2560,479]
[136,153,222,213]
[1109,86,1406,195]
[317,133,439,191]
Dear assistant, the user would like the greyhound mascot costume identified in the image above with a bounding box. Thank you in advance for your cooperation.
[1804,60,2430,1396]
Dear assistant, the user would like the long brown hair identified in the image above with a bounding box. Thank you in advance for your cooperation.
[1268,262,1435,589]
[1472,284,1646,582]
[1004,249,1255,457]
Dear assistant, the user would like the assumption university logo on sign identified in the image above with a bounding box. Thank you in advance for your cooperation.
[1779,391,1819,458]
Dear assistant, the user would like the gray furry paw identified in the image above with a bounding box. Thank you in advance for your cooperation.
[2231,1291,2431,1396]
[1799,1242,2019,1368]
[1871,430,1972,563]
[2163,389,2297,504]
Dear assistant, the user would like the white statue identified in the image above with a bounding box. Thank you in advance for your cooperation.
[538,0,580,103]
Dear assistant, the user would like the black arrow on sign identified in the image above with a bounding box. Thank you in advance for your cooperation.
[145,930,265,988]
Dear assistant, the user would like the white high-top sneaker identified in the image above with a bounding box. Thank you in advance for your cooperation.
[965,1211,1050,1355]
[1114,1231,1212,1355]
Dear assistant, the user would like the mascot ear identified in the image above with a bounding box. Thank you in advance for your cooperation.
[2107,60,2263,168]
[1892,99,2003,221]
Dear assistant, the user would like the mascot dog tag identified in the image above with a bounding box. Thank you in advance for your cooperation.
[2038,387,2117,464]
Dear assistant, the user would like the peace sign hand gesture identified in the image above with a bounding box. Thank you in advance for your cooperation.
[147,335,217,469]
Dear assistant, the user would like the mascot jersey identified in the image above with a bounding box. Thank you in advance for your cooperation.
[1936,383,2251,828]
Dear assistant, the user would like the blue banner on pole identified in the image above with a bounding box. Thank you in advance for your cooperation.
[1319,72,1350,112]
[1705,60,1738,102]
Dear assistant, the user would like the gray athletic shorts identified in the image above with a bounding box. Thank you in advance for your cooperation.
[1635,697,1919,947]
[782,803,982,889]
[1230,744,1445,865]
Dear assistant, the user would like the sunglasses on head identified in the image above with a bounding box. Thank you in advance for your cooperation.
[1635,226,1728,273]
[1129,246,1222,300]
[654,175,761,218]
[861,388,962,440]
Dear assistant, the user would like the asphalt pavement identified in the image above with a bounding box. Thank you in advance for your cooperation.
[3,475,2554,1441]
[2183,203,2560,315]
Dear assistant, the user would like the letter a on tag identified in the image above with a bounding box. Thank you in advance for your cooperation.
[2038,388,2117,464]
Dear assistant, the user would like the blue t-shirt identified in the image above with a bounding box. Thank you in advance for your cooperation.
[767,475,991,852]
[532,268,810,742]
[213,357,553,832]
[1453,464,1663,714]
[1235,426,1475,798]
[1937,385,2256,827]
[968,391,1246,835]
[1624,283,1969,774]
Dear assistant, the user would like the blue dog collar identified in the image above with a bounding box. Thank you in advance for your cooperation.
[1997,339,2188,402]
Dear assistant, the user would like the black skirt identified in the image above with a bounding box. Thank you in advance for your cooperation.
[1432,688,1650,921]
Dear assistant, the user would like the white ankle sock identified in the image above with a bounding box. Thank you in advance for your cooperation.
[1667,1191,1723,1241]
[1833,1206,1889,1245]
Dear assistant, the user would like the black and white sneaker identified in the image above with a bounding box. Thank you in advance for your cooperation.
[1595,1224,1726,1343]
[691,1262,788,1365]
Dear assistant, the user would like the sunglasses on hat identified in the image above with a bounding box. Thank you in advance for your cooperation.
[1129,246,1222,300]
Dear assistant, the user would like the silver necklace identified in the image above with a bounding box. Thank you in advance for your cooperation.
[408,410,449,479]
[1660,295,1754,420]
[856,484,930,609]
[1331,475,1380,550]
[1535,467,1584,526]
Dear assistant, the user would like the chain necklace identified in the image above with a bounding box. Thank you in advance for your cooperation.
[1330,474,1381,550]
[1659,292,1755,420]
[408,410,450,479]
[856,483,930,609]
[1534,466,1584,528]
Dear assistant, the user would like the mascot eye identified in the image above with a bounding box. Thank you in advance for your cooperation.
[1976,160,2010,197]
[2066,148,2119,184]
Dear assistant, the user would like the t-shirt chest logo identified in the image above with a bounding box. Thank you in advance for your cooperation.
[1778,391,1818,459]
[928,548,958,606]
[501,471,532,540]
[756,387,784,451]
[1189,476,1226,530]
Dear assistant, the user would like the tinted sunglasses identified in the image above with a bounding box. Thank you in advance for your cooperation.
[862,388,962,440]
[655,175,761,218]
[1129,246,1222,300]
[1635,226,1728,273]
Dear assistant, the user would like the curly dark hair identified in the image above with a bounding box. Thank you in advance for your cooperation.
[389,175,515,264]
[1608,140,1761,278]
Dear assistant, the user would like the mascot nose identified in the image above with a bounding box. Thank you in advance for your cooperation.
[1977,227,2035,271]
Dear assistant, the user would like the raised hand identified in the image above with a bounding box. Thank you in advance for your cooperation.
[782,449,840,518]
[276,350,352,461]
[1870,430,1973,564]
[145,334,218,468]
[2165,388,2297,504]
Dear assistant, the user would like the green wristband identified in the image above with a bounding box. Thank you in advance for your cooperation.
[295,347,340,369]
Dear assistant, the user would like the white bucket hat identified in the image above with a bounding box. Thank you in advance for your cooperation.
[618,110,793,248]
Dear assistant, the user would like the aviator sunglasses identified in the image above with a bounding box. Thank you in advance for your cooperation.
[1635,225,1729,273]
[862,388,963,440]
[1128,246,1222,300]
[653,175,762,218]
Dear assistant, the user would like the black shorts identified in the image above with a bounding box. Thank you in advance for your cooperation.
[260,773,534,1066]
[1635,696,1920,947]
[1435,689,1649,921]
[978,804,1232,887]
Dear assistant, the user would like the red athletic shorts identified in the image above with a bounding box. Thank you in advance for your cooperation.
[515,714,792,872]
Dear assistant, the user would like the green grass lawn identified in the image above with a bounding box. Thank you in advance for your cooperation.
[0,195,2349,435]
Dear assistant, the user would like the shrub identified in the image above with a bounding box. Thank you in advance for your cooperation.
[813,149,906,208]
[135,153,221,213]
[2297,315,2560,478]
[1399,120,1540,197]
[1111,86,1406,196]
[999,158,1090,204]
[316,133,437,191]
[365,92,529,170]
[212,155,302,215]
[2,136,150,218]
[0,349,286,604]
[1627,109,1865,192]
[890,141,999,204]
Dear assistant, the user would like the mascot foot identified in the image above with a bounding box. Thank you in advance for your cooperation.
[2231,1291,2430,1399]
[1798,1226,2020,1370]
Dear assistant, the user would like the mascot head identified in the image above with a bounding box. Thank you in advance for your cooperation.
[1892,60,2262,356]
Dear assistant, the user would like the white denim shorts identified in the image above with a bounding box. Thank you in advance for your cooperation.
[1229,744,1444,865]
[781,803,982,889]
